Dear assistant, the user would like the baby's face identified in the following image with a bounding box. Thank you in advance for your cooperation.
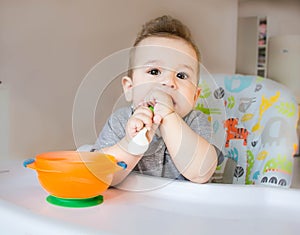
[123,36,200,118]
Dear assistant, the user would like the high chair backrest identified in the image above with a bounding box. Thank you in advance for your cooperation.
[197,74,299,187]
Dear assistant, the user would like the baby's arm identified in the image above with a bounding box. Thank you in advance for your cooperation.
[100,141,140,186]
[148,89,218,183]
[160,113,218,183]
[100,105,158,185]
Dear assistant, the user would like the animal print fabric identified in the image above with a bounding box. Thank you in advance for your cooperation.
[196,74,298,187]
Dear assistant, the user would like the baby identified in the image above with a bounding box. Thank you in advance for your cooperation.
[93,15,223,185]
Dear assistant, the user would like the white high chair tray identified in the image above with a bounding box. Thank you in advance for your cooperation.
[0,160,299,235]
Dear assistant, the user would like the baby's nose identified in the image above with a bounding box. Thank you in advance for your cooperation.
[161,73,177,89]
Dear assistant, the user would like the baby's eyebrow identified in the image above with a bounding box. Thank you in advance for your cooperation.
[143,60,162,66]
[179,64,195,73]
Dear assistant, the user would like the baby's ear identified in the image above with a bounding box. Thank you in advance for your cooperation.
[193,87,201,102]
[122,76,133,101]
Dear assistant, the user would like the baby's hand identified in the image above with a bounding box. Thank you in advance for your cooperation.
[145,89,175,123]
[126,105,158,143]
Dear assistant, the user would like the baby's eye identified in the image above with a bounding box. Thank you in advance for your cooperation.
[176,72,189,80]
[147,68,161,76]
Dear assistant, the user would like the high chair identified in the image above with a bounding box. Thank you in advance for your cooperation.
[198,74,298,187]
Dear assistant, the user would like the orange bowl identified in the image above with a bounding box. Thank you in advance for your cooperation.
[24,151,126,199]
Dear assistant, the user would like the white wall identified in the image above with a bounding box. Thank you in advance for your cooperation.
[0,0,238,158]
[239,0,300,37]
[0,85,9,160]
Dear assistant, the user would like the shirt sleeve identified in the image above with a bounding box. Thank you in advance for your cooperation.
[93,107,130,150]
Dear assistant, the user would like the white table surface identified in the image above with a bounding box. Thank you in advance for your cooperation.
[1,160,300,235]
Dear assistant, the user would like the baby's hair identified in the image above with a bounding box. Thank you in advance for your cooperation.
[128,15,201,78]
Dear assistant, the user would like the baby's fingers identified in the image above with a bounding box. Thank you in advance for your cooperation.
[153,114,162,124]
[146,122,160,141]
[127,117,144,136]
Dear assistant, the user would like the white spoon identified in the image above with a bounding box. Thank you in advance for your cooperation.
[127,127,149,155]
[127,106,154,155]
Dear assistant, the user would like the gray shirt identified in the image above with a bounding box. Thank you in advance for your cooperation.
[93,106,223,181]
